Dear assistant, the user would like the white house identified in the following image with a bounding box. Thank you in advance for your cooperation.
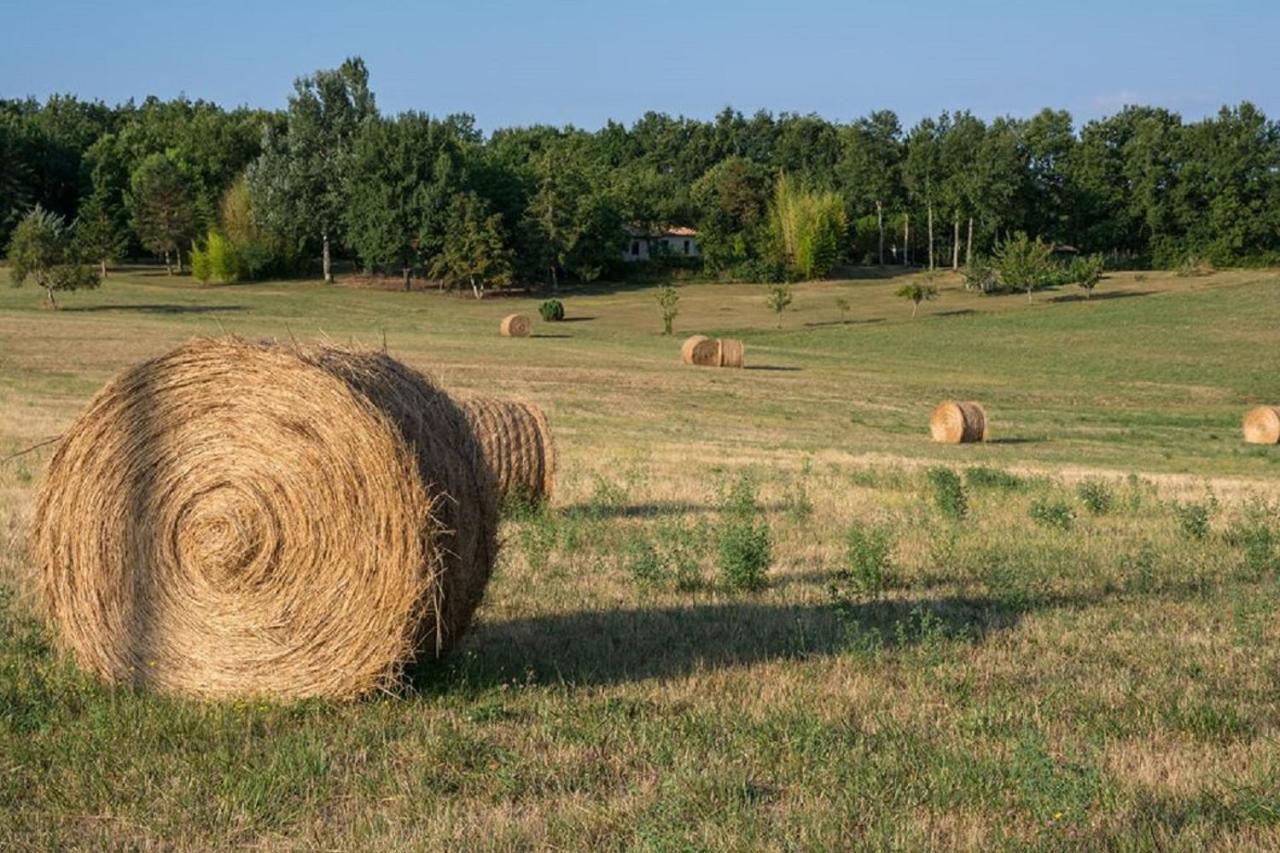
[622,225,700,262]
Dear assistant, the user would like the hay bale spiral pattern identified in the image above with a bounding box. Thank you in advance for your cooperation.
[461,398,557,504]
[33,339,498,701]
[930,401,989,444]
[500,314,532,337]
[681,335,745,368]
[1243,406,1280,445]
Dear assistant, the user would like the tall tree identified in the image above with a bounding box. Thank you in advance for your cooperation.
[127,152,198,273]
[904,116,945,269]
[837,110,903,265]
[7,205,100,308]
[248,57,376,282]
[430,192,514,299]
[344,112,461,290]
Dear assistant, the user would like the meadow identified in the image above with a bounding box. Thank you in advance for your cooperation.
[2,265,1279,849]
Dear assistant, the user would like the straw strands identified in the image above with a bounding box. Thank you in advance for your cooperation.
[930,401,989,444]
[32,338,498,701]
[461,398,556,503]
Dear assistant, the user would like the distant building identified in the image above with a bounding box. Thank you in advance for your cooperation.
[623,225,700,262]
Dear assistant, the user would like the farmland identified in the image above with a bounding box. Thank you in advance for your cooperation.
[2,266,1280,848]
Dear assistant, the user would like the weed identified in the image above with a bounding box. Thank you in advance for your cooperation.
[517,507,558,571]
[926,466,968,521]
[1029,497,1076,531]
[716,476,772,591]
[839,520,895,599]
[1172,496,1217,541]
[1075,478,1115,516]
[621,534,664,588]
[965,466,1025,491]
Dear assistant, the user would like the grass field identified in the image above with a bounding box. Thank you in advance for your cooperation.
[2,265,1279,848]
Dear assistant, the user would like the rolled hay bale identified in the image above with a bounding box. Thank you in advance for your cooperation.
[718,338,746,369]
[499,314,532,337]
[681,334,713,365]
[33,338,498,701]
[460,398,557,505]
[930,400,989,444]
[1243,406,1280,445]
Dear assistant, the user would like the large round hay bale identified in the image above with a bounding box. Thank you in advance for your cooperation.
[930,401,988,444]
[32,338,498,701]
[681,334,712,365]
[718,338,746,369]
[500,314,532,337]
[1243,406,1280,445]
[460,397,556,504]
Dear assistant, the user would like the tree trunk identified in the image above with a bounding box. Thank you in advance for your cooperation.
[966,217,974,267]
[322,234,333,283]
[164,249,173,275]
[904,214,910,266]
[100,258,108,278]
[402,267,412,292]
[952,215,960,270]
[45,287,58,310]
[175,245,183,275]
[911,300,919,319]
[927,203,935,270]
[470,275,482,300]
[876,200,884,266]
[549,265,558,294]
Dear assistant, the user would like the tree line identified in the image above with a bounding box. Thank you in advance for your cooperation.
[3,56,1279,297]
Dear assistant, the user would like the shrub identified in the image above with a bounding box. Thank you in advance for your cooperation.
[895,279,939,319]
[1172,498,1216,541]
[840,521,894,598]
[1068,253,1105,298]
[965,466,1025,491]
[1075,479,1114,516]
[656,284,679,335]
[716,476,772,591]
[1029,497,1076,530]
[1224,500,1278,574]
[1175,255,1214,278]
[538,299,565,322]
[992,232,1054,299]
[191,229,242,284]
[962,257,998,293]
[926,466,968,521]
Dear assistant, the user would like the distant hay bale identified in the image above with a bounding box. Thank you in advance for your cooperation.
[718,338,745,369]
[461,397,557,504]
[930,401,989,444]
[500,314,532,337]
[1243,406,1280,445]
[32,338,498,701]
[681,335,745,368]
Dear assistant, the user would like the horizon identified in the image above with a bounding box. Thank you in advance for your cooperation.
[2,0,1278,134]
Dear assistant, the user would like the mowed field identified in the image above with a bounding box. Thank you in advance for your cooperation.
[2,266,1280,849]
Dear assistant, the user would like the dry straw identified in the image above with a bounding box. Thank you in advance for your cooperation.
[1243,406,1280,445]
[33,338,498,701]
[500,314,532,337]
[930,400,989,444]
[460,397,557,503]
[681,335,745,368]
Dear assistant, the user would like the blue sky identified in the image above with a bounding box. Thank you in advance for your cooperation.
[2,0,1276,132]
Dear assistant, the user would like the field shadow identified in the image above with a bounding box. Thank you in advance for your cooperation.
[558,316,596,323]
[803,318,885,328]
[986,437,1041,445]
[63,304,247,315]
[1048,290,1155,304]
[933,309,976,317]
[553,500,787,520]
[420,593,1088,690]
[745,365,802,372]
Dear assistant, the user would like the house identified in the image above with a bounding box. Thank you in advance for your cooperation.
[622,225,700,262]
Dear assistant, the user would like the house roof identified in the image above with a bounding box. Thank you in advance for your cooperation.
[626,223,698,238]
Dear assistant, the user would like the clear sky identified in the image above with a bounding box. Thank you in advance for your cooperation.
[2,0,1277,132]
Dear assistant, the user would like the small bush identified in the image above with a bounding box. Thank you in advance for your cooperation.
[538,299,565,322]
[992,232,1055,298]
[926,466,968,521]
[1068,253,1105,298]
[1029,497,1076,530]
[1223,500,1277,573]
[962,257,998,293]
[655,519,709,591]
[965,466,1025,491]
[1075,479,1115,516]
[1175,256,1213,278]
[622,535,663,587]
[1172,498,1216,541]
[716,476,772,591]
[840,521,895,598]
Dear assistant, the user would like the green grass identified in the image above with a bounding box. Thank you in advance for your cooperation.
[2,264,1280,847]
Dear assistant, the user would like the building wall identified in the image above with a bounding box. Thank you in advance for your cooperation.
[622,234,701,262]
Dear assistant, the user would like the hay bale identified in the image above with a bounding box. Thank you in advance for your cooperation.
[930,400,989,444]
[461,398,556,504]
[718,338,746,369]
[1243,406,1280,445]
[682,335,743,368]
[500,314,532,337]
[32,338,498,701]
